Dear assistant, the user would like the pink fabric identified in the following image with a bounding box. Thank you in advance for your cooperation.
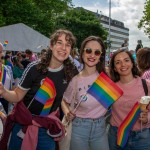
[63,73,107,119]
[21,111,65,150]
[0,101,65,150]
[110,77,150,131]
[142,69,150,80]
[21,125,39,150]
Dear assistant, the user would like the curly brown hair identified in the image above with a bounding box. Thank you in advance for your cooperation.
[136,47,150,73]
[80,36,106,73]
[37,29,78,82]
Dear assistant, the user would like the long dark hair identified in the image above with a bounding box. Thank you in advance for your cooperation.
[80,36,106,73]
[136,47,150,73]
[37,29,78,82]
[109,49,140,82]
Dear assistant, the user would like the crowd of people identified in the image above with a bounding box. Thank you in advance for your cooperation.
[0,29,149,150]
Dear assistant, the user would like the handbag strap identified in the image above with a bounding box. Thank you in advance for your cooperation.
[141,79,148,96]
[70,76,78,110]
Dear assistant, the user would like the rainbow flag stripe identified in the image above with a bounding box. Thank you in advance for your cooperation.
[0,65,6,85]
[117,102,141,148]
[3,40,8,47]
[34,77,56,116]
[87,72,123,109]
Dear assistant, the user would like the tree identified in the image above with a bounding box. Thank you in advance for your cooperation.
[138,0,150,38]
[54,7,108,48]
[0,0,72,37]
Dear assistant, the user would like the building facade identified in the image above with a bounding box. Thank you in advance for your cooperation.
[98,14,129,52]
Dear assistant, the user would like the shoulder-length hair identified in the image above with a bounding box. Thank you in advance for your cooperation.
[109,49,140,82]
[80,36,106,73]
[136,47,150,73]
[37,29,77,82]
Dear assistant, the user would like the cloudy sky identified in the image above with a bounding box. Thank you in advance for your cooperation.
[72,0,149,50]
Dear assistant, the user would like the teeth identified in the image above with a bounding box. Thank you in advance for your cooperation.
[59,52,66,55]
[88,58,95,61]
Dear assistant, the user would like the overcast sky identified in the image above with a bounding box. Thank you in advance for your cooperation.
[72,0,149,50]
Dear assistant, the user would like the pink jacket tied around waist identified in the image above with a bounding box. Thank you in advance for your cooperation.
[0,101,65,150]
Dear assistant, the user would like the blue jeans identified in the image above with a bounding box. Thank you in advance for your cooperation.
[108,125,150,150]
[70,116,109,150]
[8,123,55,150]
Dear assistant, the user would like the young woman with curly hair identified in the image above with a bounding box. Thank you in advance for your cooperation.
[0,29,78,150]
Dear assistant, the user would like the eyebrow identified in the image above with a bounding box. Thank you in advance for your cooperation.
[115,57,130,62]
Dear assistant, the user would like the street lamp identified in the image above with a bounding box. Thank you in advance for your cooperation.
[108,0,111,59]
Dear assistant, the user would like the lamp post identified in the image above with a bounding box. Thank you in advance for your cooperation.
[108,0,111,59]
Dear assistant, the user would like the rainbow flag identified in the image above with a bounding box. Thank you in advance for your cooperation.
[3,41,8,47]
[0,64,6,85]
[87,72,123,109]
[117,102,141,148]
[34,77,56,116]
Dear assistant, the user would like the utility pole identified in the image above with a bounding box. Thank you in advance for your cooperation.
[108,0,111,59]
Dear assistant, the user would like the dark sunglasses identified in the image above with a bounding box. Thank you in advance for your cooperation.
[1,56,4,60]
[84,48,102,56]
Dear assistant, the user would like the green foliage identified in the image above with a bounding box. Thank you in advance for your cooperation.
[54,8,108,48]
[138,0,150,38]
[0,0,71,37]
[0,1,107,48]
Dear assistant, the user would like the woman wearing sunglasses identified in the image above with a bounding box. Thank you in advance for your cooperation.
[61,36,109,150]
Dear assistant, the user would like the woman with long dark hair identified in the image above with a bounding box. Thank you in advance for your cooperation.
[108,49,150,150]
[61,36,109,150]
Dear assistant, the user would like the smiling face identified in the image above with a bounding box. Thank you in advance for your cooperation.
[114,52,133,77]
[82,40,102,68]
[50,34,72,65]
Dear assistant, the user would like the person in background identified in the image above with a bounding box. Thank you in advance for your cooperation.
[37,49,47,61]
[25,49,37,62]
[69,48,83,72]
[136,47,150,80]
[121,39,128,51]
[135,40,143,53]
[0,29,78,150]
[12,56,24,87]
[108,49,150,150]
[21,52,31,69]
[0,43,13,115]
[129,50,136,62]
[16,51,23,62]
[61,36,109,150]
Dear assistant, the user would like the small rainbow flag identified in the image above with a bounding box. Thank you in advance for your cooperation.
[0,64,6,85]
[87,72,123,109]
[34,77,56,116]
[3,41,8,47]
[117,102,141,148]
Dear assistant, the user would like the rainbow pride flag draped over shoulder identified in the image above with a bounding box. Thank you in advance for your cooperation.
[117,102,141,148]
[34,77,56,116]
[87,72,123,109]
